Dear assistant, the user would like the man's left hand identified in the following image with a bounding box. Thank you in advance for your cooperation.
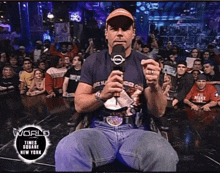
[141,59,161,90]
[201,104,211,111]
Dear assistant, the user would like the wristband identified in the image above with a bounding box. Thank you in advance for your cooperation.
[95,91,106,104]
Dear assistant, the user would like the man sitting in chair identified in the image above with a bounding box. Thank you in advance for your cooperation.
[55,8,179,172]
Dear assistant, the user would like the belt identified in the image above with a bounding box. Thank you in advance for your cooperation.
[97,115,134,127]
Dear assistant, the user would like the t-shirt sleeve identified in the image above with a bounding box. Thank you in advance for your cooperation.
[209,85,219,102]
[64,69,71,78]
[185,85,195,100]
[19,71,25,82]
[79,54,96,86]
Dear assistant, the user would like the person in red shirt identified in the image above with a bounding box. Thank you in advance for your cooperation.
[184,74,218,111]
[45,55,67,98]
[50,38,78,61]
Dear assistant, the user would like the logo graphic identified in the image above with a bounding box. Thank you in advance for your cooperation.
[111,55,125,66]
[13,125,50,164]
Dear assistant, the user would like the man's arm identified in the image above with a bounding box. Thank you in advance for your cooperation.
[184,98,200,111]
[201,101,217,111]
[206,81,220,85]
[62,77,69,96]
[141,59,167,117]
[145,86,167,117]
[75,70,123,113]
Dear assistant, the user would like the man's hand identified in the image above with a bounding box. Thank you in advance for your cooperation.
[141,59,161,91]
[191,104,199,111]
[47,92,56,98]
[201,104,211,111]
[99,70,123,101]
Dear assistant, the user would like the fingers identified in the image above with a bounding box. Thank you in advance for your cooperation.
[141,59,159,67]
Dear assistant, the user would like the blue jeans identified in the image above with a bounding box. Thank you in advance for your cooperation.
[55,119,179,171]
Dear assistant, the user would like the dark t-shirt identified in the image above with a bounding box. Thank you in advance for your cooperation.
[0,75,19,90]
[64,67,81,93]
[205,73,220,81]
[80,49,148,116]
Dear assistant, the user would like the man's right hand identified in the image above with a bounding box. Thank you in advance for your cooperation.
[191,104,199,111]
[99,70,124,101]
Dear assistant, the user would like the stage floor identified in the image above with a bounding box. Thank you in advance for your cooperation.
[0,91,220,171]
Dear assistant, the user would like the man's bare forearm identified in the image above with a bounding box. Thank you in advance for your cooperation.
[145,86,167,117]
[75,93,104,113]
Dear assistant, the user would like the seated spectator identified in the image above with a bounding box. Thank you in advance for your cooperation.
[201,50,211,63]
[62,55,83,97]
[63,56,71,69]
[9,55,22,75]
[184,74,218,111]
[26,69,45,96]
[133,36,143,52]
[168,45,185,64]
[0,52,8,73]
[16,46,27,60]
[191,69,201,81]
[85,38,97,58]
[45,56,67,98]
[172,61,194,108]
[203,60,220,85]
[186,47,201,71]
[37,59,47,74]
[19,58,35,94]
[0,66,19,91]
[188,59,203,74]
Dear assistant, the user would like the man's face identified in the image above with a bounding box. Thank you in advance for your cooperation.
[203,52,210,60]
[177,64,187,76]
[72,56,80,67]
[143,47,149,53]
[203,63,214,74]
[105,16,135,54]
[1,53,6,62]
[196,79,206,90]
[192,70,199,80]
[191,49,199,58]
[62,45,67,52]
[193,61,202,70]
[68,45,73,51]
[23,61,32,70]
[38,62,46,70]
[3,67,12,77]
[10,58,17,66]
[19,49,25,54]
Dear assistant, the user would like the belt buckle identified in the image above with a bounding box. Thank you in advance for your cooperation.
[106,116,123,126]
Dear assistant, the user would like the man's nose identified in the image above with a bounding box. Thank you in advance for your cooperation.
[117,28,123,36]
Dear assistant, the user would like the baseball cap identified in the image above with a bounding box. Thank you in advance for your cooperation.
[19,46,25,49]
[36,40,42,45]
[106,8,134,24]
[176,61,187,67]
[196,74,207,81]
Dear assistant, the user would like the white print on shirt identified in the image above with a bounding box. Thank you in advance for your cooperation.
[194,93,206,103]
[69,75,81,82]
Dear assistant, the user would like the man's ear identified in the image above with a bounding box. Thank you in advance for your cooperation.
[132,29,136,40]
[105,28,108,40]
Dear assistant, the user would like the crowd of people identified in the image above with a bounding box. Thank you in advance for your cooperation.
[0,7,219,172]
[0,22,220,110]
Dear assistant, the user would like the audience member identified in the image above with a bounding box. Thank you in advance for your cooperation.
[9,56,22,75]
[26,69,45,96]
[62,55,83,97]
[191,69,201,81]
[184,74,218,111]
[172,61,194,108]
[37,60,47,74]
[30,41,43,65]
[203,60,220,85]
[19,58,35,94]
[188,59,203,74]
[45,55,67,98]
[0,65,19,91]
